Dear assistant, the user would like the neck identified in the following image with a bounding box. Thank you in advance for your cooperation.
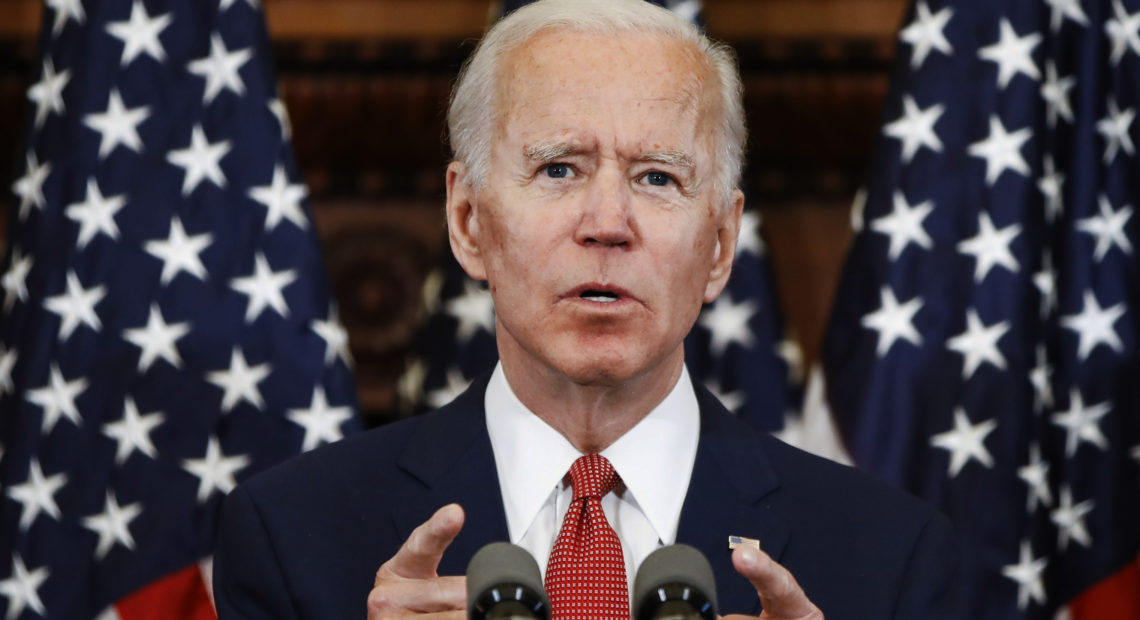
[498,347,684,455]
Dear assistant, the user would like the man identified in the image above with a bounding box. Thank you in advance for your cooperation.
[213,1,961,618]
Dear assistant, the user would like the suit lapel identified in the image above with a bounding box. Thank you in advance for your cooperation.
[393,374,511,576]
[676,384,790,616]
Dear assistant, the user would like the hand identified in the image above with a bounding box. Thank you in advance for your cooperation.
[366,503,467,619]
[722,546,824,620]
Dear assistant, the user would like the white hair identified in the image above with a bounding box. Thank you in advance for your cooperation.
[447,0,746,206]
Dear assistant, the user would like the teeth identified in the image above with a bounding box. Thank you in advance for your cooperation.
[582,293,619,303]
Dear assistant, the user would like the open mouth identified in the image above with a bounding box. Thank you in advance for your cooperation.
[580,290,621,303]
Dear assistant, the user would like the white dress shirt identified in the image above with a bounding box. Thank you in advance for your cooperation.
[484,362,700,595]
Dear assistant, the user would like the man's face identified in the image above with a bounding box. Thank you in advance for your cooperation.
[448,29,741,387]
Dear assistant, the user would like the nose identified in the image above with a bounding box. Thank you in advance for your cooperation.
[573,168,635,248]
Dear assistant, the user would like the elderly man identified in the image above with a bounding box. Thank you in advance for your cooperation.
[213,1,960,618]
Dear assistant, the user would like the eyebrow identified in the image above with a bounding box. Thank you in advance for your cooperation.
[524,142,695,171]
[524,141,584,163]
[636,150,694,170]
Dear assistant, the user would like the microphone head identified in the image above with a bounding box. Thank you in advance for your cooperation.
[467,542,550,620]
[633,544,718,620]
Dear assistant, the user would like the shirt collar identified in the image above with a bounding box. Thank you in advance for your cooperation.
[485,362,699,546]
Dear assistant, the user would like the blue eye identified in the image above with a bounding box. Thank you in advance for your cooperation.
[545,163,571,178]
[644,171,672,187]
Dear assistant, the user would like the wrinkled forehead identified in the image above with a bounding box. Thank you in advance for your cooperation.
[492,28,720,152]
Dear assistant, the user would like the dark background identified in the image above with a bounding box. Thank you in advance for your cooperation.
[0,0,908,423]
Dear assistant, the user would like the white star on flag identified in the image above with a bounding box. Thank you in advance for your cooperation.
[397,358,427,409]
[5,459,67,531]
[871,190,934,259]
[698,292,759,356]
[45,0,85,36]
[1001,540,1048,611]
[81,492,143,560]
[1040,61,1076,128]
[1096,98,1136,163]
[967,116,1032,185]
[898,1,954,69]
[1076,194,1133,261]
[268,98,292,140]
[1060,290,1125,360]
[43,271,107,341]
[0,347,15,395]
[311,305,352,367]
[166,124,232,195]
[957,211,1021,282]
[883,95,945,162]
[248,164,309,231]
[1045,0,1089,32]
[83,89,150,159]
[1037,155,1065,223]
[735,210,764,257]
[861,286,924,357]
[102,397,164,465]
[0,555,49,620]
[220,0,260,10]
[123,303,191,372]
[230,253,297,323]
[427,368,471,409]
[1017,444,1052,511]
[27,58,71,128]
[1051,486,1094,551]
[206,348,272,413]
[1,248,33,312]
[705,380,746,413]
[1033,252,1057,319]
[1051,388,1111,457]
[1029,345,1053,412]
[287,386,354,452]
[946,309,1010,380]
[978,19,1041,88]
[1105,0,1140,65]
[187,33,252,104]
[144,215,213,285]
[12,152,51,219]
[65,178,127,248]
[445,280,496,343]
[25,364,87,434]
[929,408,998,477]
[105,0,172,66]
[182,437,250,503]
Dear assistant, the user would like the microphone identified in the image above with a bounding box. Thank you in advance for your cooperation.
[633,544,718,620]
[467,542,551,620]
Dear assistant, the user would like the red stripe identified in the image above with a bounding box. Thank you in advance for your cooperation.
[1069,558,1140,620]
[115,564,216,620]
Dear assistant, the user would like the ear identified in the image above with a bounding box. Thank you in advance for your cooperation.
[446,161,488,281]
[703,189,745,303]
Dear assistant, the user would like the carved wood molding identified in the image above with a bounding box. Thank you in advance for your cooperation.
[0,0,907,41]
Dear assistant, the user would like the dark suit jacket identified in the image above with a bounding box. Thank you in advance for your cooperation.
[213,375,961,619]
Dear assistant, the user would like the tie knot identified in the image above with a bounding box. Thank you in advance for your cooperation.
[567,454,619,501]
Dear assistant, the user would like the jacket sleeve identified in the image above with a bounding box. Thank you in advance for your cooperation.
[213,484,303,620]
[892,511,965,620]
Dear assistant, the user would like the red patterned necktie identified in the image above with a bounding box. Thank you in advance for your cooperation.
[545,454,629,620]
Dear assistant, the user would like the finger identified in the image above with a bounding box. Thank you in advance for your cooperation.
[366,576,466,617]
[366,607,465,620]
[378,504,465,582]
[731,546,822,619]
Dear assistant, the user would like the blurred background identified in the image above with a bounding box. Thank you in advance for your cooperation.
[0,0,905,425]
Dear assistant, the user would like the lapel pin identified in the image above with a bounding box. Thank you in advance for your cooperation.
[728,535,760,550]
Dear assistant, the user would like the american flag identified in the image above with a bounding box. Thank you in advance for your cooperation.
[822,0,1140,617]
[401,0,802,437]
[0,1,360,618]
